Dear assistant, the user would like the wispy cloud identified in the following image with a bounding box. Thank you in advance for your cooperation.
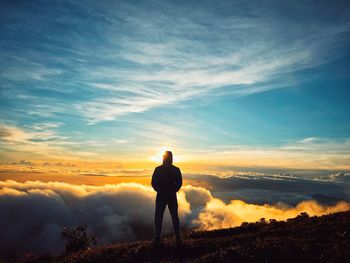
[0,123,97,160]
[184,137,350,169]
[71,1,350,122]
[1,1,349,123]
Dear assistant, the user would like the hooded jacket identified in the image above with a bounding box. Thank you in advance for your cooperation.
[151,164,182,199]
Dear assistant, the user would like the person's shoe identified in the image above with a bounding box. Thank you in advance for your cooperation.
[175,237,182,247]
[153,238,160,248]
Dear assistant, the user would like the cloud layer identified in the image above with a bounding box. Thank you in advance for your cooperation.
[1,180,349,259]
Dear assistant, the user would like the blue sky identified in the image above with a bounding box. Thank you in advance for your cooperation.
[1,0,350,169]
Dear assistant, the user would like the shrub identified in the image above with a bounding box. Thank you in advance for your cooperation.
[258,218,267,224]
[61,225,97,254]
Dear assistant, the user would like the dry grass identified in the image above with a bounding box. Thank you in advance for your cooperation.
[19,211,350,263]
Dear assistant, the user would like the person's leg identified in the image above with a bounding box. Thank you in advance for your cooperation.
[167,197,180,239]
[154,198,166,241]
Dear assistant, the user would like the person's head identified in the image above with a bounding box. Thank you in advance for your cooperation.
[162,151,173,166]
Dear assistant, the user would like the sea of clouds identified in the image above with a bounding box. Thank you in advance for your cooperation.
[1,178,349,260]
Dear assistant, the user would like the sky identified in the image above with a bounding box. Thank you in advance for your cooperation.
[1,0,350,173]
[1,0,350,259]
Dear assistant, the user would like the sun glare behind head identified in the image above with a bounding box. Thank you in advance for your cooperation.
[149,147,182,163]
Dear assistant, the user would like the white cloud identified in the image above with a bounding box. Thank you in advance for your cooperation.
[0,180,349,259]
[58,1,350,122]
[0,123,97,160]
[112,139,130,144]
[194,198,350,230]
[322,172,350,183]
[1,1,349,124]
[185,137,350,169]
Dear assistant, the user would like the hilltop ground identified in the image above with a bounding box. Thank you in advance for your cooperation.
[20,211,350,263]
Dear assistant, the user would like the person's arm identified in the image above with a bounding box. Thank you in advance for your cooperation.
[174,167,182,192]
[151,167,159,192]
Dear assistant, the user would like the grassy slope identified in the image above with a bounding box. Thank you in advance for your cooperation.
[23,211,350,263]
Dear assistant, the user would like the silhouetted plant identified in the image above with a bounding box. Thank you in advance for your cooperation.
[298,212,309,218]
[258,217,267,224]
[61,225,97,254]
[240,222,249,227]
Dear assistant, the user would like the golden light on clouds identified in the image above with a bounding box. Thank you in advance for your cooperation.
[194,198,350,230]
[1,180,349,237]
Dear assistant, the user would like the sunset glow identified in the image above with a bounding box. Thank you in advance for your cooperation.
[1,0,350,260]
[149,147,184,164]
[149,147,169,163]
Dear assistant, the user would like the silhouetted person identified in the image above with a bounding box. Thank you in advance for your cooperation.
[151,151,182,246]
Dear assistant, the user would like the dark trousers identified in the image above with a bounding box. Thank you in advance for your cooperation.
[154,197,180,240]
